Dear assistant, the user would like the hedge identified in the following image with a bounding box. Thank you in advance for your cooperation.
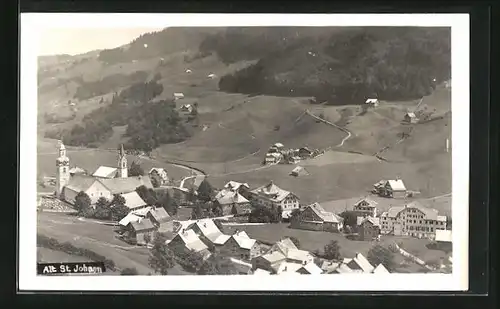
[38,234,116,271]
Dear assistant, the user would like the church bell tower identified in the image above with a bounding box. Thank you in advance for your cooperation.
[56,141,70,198]
[117,144,128,178]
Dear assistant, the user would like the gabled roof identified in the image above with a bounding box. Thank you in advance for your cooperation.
[69,166,86,175]
[346,253,375,273]
[173,92,185,96]
[435,229,452,243]
[187,219,224,243]
[231,231,256,250]
[297,262,323,274]
[253,268,271,275]
[132,206,153,217]
[365,98,379,103]
[356,216,381,227]
[354,197,378,208]
[251,182,295,202]
[333,263,354,273]
[261,251,286,264]
[100,176,153,195]
[130,218,155,232]
[320,261,340,273]
[92,166,118,178]
[213,234,231,245]
[306,203,343,223]
[120,191,147,209]
[119,213,142,226]
[286,249,313,263]
[273,143,284,148]
[216,191,250,205]
[148,207,171,223]
[224,181,250,191]
[385,206,405,218]
[406,112,416,117]
[386,179,406,191]
[149,168,168,180]
[273,238,298,252]
[275,262,302,274]
[405,201,439,220]
[229,257,253,273]
[64,175,98,193]
[174,229,209,252]
[372,263,390,274]
[291,166,309,176]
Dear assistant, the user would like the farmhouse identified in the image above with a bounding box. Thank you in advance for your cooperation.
[69,166,86,176]
[290,166,309,177]
[297,146,314,158]
[373,179,407,198]
[372,263,390,274]
[365,98,379,106]
[92,166,118,179]
[125,218,157,245]
[120,191,148,211]
[218,181,251,199]
[343,253,375,273]
[265,152,282,164]
[146,207,171,227]
[186,219,227,247]
[167,228,211,259]
[295,262,324,275]
[353,197,378,218]
[219,231,260,261]
[290,202,344,233]
[249,181,300,219]
[252,251,286,274]
[379,201,447,239]
[356,216,381,241]
[266,238,314,265]
[287,156,302,164]
[215,191,252,216]
[404,112,419,123]
[173,92,185,100]
[149,168,169,185]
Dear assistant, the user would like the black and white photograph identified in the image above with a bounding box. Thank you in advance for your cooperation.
[19,13,469,291]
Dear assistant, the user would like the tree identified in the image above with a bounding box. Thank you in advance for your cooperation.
[110,194,129,221]
[197,179,214,203]
[120,268,138,275]
[231,204,238,216]
[190,202,205,220]
[150,175,161,188]
[187,187,197,203]
[288,236,300,249]
[212,203,223,217]
[148,232,175,275]
[178,250,205,273]
[143,233,151,244]
[339,210,358,228]
[129,161,145,177]
[136,185,157,205]
[157,192,178,216]
[198,253,238,275]
[367,244,395,271]
[74,191,91,216]
[153,72,162,81]
[323,240,341,260]
[94,197,111,220]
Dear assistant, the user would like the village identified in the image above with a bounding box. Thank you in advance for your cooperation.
[37,139,453,276]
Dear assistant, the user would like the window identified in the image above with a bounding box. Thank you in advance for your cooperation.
[431,228,434,232]
[420,220,422,224]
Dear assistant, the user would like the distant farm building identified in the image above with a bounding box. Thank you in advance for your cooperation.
[297,147,314,159]
[290,166,309,177]
[124,218,156,245]
[373,179,407,198]
[207,73,216,79]
[173,92,185,101]
[265,152,282,165]
[290,202,344,233]
[287,156,301,164]
[365,98,379,107]
[185,69,192,73]
[179,104,194,114]
[404,112,419,124]
[149,168,169,185]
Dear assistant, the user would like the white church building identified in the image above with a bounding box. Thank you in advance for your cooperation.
[55,142,153,205]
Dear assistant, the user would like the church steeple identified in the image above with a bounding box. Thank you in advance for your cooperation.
[117,144,128,178]
[56,140,70,198]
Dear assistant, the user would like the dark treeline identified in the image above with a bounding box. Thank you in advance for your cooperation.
[213,27,450,105]
[73,71,149,101]
[51,79,190,151]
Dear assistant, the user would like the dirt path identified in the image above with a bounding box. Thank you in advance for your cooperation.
[305,110,352,147]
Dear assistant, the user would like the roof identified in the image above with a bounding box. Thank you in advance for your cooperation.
[346,253,375,273]
[232,231,256,250]
[406,112,416,117]
[385,206,405,218]
[354,197,378,208]
[298,262,323,275]
[437,215,447,222]
[229,257,252,273]
[435,229,452,243]
[273,143,284,148]
[173,92,185,96]
[100,175,153,194]
[224,181,250,191]
[299,146,313,152]
[213,234,231,245]
[175,229,209,252]
[286,249,313,263]
[373,263,390,274]
[275,262,302,274]
[149,168,168,179]
[291,166,309,175]
[148,207,171,223]
[216,191,250,205]
[92,166,118,178]
[261,251,286,264]
[187,219,224,242]
[365,98,379,103]
[387,179,406,191]
[132,206,153,217]
[405,201,439,220]
[69,167,86,174]
[333,263,354,274]
[307,203,343,223]
[321,261,340,272]
[251,182,294,203]
[64,175,98,193]
[266,152,282,159]
[130,218,155,232]
[273,238,298,252]
[119,213,142,226]
[120,191,147,209]
[253,268,271,275]
[356,216,381,227]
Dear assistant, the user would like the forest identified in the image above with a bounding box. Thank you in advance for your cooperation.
[73,71,149,101]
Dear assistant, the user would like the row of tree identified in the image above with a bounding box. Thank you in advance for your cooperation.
[73,71,149,101]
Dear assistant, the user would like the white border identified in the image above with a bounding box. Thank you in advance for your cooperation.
[20,13,469,291]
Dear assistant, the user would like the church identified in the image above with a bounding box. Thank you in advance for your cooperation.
[55,142,153,205]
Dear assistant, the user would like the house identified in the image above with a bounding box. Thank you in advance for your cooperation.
[434,229,452,251]
[356,216,381,241]
[185,69,192,73]
[372,263,390,274]
[92,166,118,179]
[149,168,169,185]
[186,219,227,247]
[296,262,324,275]
[273,142,284,149]
[265,152,282,164]
[290,202,344,233]
[266,238,314,265]
[167,228,211,259]
[253,268,271,275]
[404,112,419,123]
[125,218,157,245]
[290,166,309,177]
[379,201,447,239]
[221,181,251,199]
[179,104,193,114]
[219,231,260,261]
[249,181,300,219]
[62,175,114,204]
[274,262,303,275]
[207,73,216,79]
[146,207,171,227]
[365,98,379,106]
[228,257,253,275]
[252,251,287,274]
[353,197,378,218]
[68,166,86,176]
[297,146,314,158]
[343,253,375,273]
[173,92,185,100]
[331,263,354,274]
[120,191,148,211]
[215,191,252,216]
[373,179,407,198]
[320,260,340,274]
[287,156,301,164]
[118,206,153,227]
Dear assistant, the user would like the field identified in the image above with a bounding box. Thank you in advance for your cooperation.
[37,212,190,275]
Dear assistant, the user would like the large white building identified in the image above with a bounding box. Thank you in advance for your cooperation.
[249,181,300,219]
[379,201,447,239]
[55,141,152,204]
